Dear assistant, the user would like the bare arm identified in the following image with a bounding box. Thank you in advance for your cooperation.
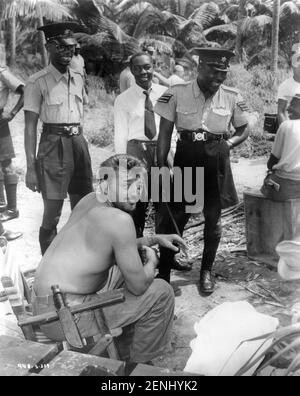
[24,110,39,192]
[227,124,249,148]
[137,234,187,254]
[277,99,288,126]
[2,85,24,122]
[112,213,158,295]
[153,71,171,87]
[157,117,174,167]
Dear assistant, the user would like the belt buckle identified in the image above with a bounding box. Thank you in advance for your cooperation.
[64,126,79,136]
[193,131,207,142]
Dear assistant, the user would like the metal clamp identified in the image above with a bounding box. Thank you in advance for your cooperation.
[193,131,207,142]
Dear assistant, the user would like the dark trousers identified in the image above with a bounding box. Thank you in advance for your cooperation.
[156,139,237,282]
[127,139,157,238]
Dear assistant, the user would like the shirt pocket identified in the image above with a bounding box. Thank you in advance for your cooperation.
[70,86,83,118]
[205,108,231,133]
[176,106,199,130]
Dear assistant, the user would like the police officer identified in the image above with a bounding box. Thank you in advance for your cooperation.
[24,22,93,255]
[154,48,249,294]
[0,64,24,223]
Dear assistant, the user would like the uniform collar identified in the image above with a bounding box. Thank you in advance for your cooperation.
[48,63,75,82]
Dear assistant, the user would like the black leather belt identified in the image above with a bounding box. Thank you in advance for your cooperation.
[179,129,227,142]
[129,139,157,146]
[43,123,82,137]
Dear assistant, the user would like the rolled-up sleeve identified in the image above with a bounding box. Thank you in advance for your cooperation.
[114,96,129,154]
[232,92,249,128]
[23,80,42,115]
[154,88,176,122]
[0,69,24,92]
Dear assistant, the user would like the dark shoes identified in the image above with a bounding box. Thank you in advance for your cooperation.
[199,270,215,294]
[0,209,19,222]
[1,229,22,241]
[171,259,192,272]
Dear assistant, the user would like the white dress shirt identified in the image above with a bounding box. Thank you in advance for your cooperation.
[114,82,167,154]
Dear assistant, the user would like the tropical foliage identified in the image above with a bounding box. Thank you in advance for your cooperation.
[1,0,300,74]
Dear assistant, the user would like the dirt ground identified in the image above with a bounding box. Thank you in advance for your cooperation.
[7,106,300,374]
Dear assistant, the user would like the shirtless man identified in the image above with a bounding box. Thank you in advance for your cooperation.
[32,154,187,364]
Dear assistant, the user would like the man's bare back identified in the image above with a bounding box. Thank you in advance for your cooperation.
[34,192,129,295]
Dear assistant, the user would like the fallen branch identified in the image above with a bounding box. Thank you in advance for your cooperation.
[243,286,285,308]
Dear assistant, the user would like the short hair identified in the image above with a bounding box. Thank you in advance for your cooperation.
[98,154,145,181]
[129,52,152,68]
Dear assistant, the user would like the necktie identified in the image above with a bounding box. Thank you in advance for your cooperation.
[143,90,157,140]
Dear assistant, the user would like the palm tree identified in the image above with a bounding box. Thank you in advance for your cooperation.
[271,0,280,73]
[235,0,246,62]
[0,0,74,66]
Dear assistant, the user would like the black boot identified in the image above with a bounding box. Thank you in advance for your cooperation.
[39,227,57,255]
[199,270,215,294]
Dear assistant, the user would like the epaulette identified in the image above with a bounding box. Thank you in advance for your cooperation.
[0,66,7,73]
[27,68,49,83]
[221,84,239,95]
[157,93,173,103]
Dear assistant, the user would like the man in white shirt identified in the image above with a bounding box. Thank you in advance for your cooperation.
[114,53,166,237]
[114,53,191,275]
[262,94,300,200]
[277,43,300,125]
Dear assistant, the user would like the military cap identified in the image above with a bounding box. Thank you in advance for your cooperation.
[190,47,235,72]
[37,22,80,45]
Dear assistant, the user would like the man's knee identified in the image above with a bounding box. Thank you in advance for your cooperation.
[148,279,175,309]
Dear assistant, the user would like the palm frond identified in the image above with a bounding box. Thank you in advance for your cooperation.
[3,0,74,19]
[204,22,237,38]
[133,6,182,39]
[280,1,299,19]
[223,4,239,22]
[189,2,220,30]
[241,15,272,37]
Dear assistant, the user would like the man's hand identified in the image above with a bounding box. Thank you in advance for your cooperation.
[26,168,40,192]
[140,246,159,268]
[155,234,188,257]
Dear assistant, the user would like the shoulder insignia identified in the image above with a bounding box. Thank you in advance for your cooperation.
[237,100,250,112]
[157,93,173,103]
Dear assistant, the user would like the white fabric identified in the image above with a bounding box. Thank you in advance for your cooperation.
[114,82,167,154]
[0,243,24,317]
[184,301,279,376]
[167,74,184,86]
[277,77,300,105]
[276,238,300,281]
[272,119,300,180]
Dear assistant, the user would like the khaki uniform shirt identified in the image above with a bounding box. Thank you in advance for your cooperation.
[154,80,249,134]
[24,64,88,124]
[0,67,24,109]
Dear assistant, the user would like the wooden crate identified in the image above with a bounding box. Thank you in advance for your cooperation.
[244,191,300,268]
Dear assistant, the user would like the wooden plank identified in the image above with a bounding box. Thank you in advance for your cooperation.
[244,191,300,268]
[40,350,125,376]
[0,335,59,376]
[130,363,198,376]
